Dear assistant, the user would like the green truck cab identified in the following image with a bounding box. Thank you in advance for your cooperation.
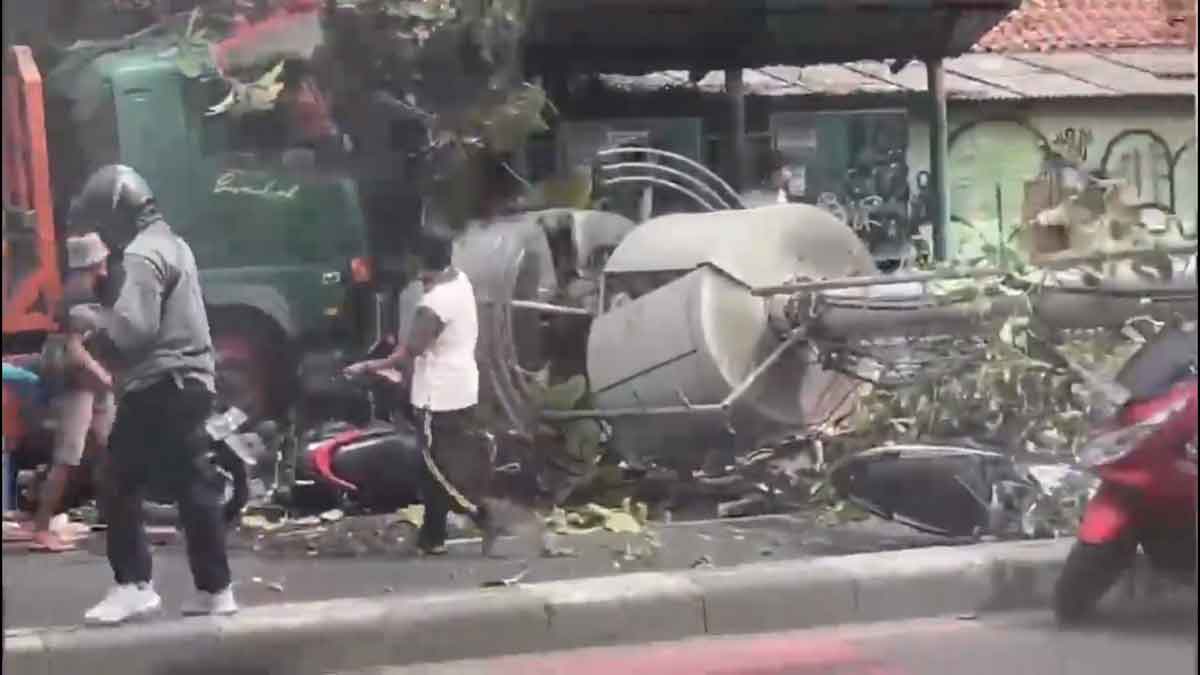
[45,47,374,417]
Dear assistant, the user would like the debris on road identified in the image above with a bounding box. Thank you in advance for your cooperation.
[248,576,287,593]
[210,328,1135,560]
[481,566,530,588]
[240,512,417,558]
[717,494,768,519]
[544,498,649,535]
[395,505,425,529]
[205,329,1138,559]
[240,514,282,531]
[540,531,578,558]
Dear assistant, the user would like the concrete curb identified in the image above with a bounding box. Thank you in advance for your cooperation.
[2,538,1175,675]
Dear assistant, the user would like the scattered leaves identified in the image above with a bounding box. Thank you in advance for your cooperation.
[394,504,426,529]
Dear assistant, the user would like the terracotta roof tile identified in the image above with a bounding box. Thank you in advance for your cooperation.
[975,0,1194,52]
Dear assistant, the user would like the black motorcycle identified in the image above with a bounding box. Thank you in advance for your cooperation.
[273,353,426,513]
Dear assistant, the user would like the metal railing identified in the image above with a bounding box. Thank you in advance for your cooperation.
[593,146,746,214]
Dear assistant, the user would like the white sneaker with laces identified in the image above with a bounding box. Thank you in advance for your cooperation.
[84,583,163,626]
[181,586,238,617]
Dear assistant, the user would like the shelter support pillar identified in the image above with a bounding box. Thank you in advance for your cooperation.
[726,68,747,194]
[926,57,950,260]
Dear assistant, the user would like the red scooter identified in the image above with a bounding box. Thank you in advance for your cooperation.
[1053,326,1198,623]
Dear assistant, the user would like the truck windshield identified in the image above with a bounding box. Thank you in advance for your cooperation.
[185,77,366,269]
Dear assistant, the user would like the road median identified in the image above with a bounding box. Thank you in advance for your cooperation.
[3,538,1171,675]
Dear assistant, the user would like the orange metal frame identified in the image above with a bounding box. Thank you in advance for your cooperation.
[3,45,62,336]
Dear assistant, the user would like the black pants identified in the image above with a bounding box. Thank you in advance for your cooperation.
[102,378,230,592]
[417,407,493,549]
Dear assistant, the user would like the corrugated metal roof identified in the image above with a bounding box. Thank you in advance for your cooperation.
[598,48,1195,100]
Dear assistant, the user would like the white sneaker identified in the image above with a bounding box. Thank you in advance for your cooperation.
[84,583,162,626]
[181,586,238,617]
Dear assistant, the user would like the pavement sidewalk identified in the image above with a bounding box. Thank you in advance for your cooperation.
[2,514,956,629]
[7,537,1178,675]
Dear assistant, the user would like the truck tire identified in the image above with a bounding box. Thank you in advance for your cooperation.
[211,311,288,421]
[1053,538,1136,624]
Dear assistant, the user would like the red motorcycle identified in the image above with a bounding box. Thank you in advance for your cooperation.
[1053,326,1198,623]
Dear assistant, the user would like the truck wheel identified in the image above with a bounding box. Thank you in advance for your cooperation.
[211,313,284,421]
[1053,538,1136,624]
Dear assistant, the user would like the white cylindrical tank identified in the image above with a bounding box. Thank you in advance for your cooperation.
[587,204,878,467]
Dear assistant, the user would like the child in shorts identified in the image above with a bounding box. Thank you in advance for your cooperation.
[28,232,115,552]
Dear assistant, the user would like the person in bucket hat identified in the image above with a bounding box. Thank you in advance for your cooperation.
[26,232,116,553]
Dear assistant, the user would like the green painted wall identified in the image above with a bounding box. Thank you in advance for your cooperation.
[909,102,1197,260]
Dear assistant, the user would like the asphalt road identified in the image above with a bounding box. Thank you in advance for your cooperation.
[2,514,957,629]
[347,603,1199,675]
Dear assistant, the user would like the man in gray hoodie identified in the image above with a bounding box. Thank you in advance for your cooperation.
[68,165,235,625]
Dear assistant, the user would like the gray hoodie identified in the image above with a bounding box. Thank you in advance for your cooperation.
[106,214,215,395]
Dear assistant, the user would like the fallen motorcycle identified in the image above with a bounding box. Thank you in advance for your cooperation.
[831,325,1198,621]
[275,363,426,513]
[1053,325,1198,623]
[829,442,1036,538]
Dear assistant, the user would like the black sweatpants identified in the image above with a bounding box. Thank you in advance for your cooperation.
[416,406,493,549]
[102,377,230,592]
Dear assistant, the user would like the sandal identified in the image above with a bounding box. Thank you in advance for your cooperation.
[3,521,34,543]
[29,530,77,552]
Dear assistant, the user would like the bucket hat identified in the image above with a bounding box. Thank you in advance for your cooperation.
[66,232,109,270]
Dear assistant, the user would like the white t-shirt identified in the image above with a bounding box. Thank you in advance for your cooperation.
[410,270,479,412]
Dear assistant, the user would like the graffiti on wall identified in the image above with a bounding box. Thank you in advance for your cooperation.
[1099,130,1177,209]
[945,117,1198,257]
[772,112,929,263]
[1051,127,1094,163]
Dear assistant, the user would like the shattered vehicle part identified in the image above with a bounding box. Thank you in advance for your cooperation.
[829,444,1036,538]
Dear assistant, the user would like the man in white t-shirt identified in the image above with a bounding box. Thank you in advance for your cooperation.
[344,233,496,556]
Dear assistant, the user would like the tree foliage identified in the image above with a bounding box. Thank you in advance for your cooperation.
[319,0,550,226]
[50,0,550,228]
[825,197,1192,466]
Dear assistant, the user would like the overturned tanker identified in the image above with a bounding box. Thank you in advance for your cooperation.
[584,204,875,469]
[455,201,1197,473]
